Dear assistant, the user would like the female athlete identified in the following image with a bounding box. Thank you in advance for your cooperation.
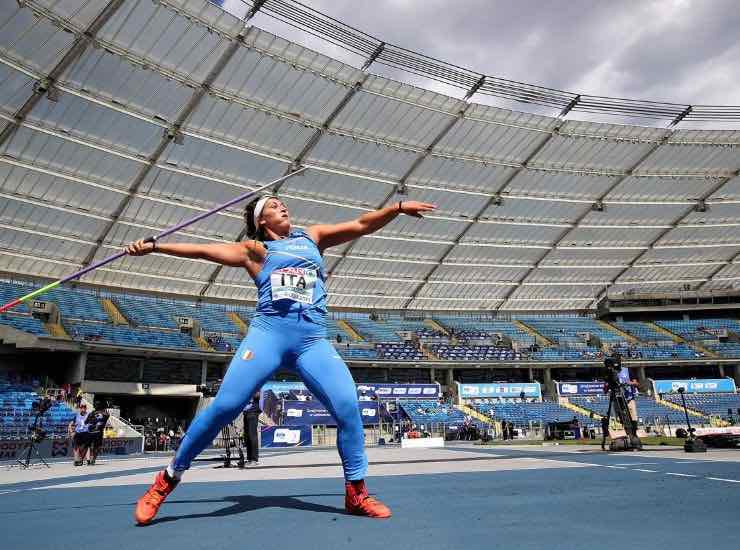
[127,195,435,524]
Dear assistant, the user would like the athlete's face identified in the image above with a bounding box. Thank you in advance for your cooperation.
[259,197,291,236]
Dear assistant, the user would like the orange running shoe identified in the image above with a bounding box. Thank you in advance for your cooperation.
[345,480,391,519]
[134,470,178,525]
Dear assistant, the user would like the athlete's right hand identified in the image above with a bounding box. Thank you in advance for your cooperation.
[125,239,155,256]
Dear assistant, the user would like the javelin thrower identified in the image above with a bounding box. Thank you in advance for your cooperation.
[128,195,435,524]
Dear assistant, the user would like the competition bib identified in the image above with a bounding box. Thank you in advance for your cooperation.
[270,267,317,304]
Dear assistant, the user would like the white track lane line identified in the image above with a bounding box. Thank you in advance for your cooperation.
[706,477,740,484]
[632,468,659,473]
[666,473,697,477]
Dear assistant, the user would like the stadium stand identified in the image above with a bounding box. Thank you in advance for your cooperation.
[611,321,674,343]
[611,342,703,360]
[518,317,625,345]
[66,322,199,350]
[0,383,76,440]
[375,343,425,361]
[568,395,611,417]
[656,319,740,341]
[710,343,740,358]
[2,281,740,363]
[434,317,534,345]
[662,392,740,420]
[474,400,596,428]
[430,344,522,361]
[398,399,469,426]
[347,316,403,342]
[326,318,352,343]
[338,347,379,360]
[570,394,704,425]
[0,312,48,336]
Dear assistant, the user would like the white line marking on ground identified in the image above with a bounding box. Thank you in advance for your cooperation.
[604,465,626,469]
[632,469,659,473]
[613,462,659,466]
[706,477,740,484]
[666,473,696,477]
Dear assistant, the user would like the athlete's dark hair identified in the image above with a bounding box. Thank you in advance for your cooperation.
[243,194,275,241]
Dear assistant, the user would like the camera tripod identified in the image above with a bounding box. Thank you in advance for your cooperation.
[601,382,642,452]
[219,420,245,468]
[17,412,50,469]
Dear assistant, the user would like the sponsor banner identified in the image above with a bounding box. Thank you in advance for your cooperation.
[282,402,333,426]
[557,382,606,396]
[0,437,143,461]
[260,426,311,447]
[457,382,541,399]
[694,427,740,436]
[356,383,440,399]
[280,400,380,426]
[261,382,308,395]
[653,378,737,394]
[262,382,440,400]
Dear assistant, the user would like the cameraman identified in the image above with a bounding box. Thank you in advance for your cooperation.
[618,366,640,428]
[242,391,261,465]
[85,401,110,465]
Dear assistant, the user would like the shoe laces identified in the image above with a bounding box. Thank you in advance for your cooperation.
[144,478,170,504]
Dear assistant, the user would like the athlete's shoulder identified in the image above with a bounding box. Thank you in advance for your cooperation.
[294,227,321,245]
[240,240,267,260]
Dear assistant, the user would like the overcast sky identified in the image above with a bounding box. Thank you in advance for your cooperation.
[218,0,739,108]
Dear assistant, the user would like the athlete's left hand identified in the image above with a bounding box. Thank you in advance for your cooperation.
[399,201,436,218]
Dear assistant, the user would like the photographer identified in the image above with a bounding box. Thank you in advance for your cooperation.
[85,401,110,465]
[242,391,261,466]
[69,403,90,466]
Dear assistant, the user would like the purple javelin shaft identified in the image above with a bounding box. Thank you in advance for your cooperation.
[55,167,307,287]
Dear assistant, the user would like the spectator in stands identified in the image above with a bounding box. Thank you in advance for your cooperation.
[85,401,110,465]
[242,391,261,466]
[69,403,90,466]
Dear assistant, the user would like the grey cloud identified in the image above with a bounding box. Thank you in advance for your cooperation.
[250,0,739,106]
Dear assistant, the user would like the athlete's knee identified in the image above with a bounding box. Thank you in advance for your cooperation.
[333,394,362,429]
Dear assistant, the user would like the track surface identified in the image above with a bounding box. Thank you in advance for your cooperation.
[1,444,738,550]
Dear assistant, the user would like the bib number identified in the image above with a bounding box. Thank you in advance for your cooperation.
[270,268,317,305]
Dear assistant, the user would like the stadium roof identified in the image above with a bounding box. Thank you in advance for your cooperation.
[0,0,739,312]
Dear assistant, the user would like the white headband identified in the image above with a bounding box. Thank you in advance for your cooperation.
[252,196,271,228]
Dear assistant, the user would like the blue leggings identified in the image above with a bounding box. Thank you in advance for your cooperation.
[172,317,368,480]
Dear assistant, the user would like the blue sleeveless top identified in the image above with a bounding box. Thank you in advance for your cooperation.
[254,229,327,326]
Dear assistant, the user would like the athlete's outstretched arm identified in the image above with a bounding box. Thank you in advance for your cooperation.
[125,240,260,268]
[309,200,436,250]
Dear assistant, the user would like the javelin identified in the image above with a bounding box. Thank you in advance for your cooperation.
[0,167,307,314]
